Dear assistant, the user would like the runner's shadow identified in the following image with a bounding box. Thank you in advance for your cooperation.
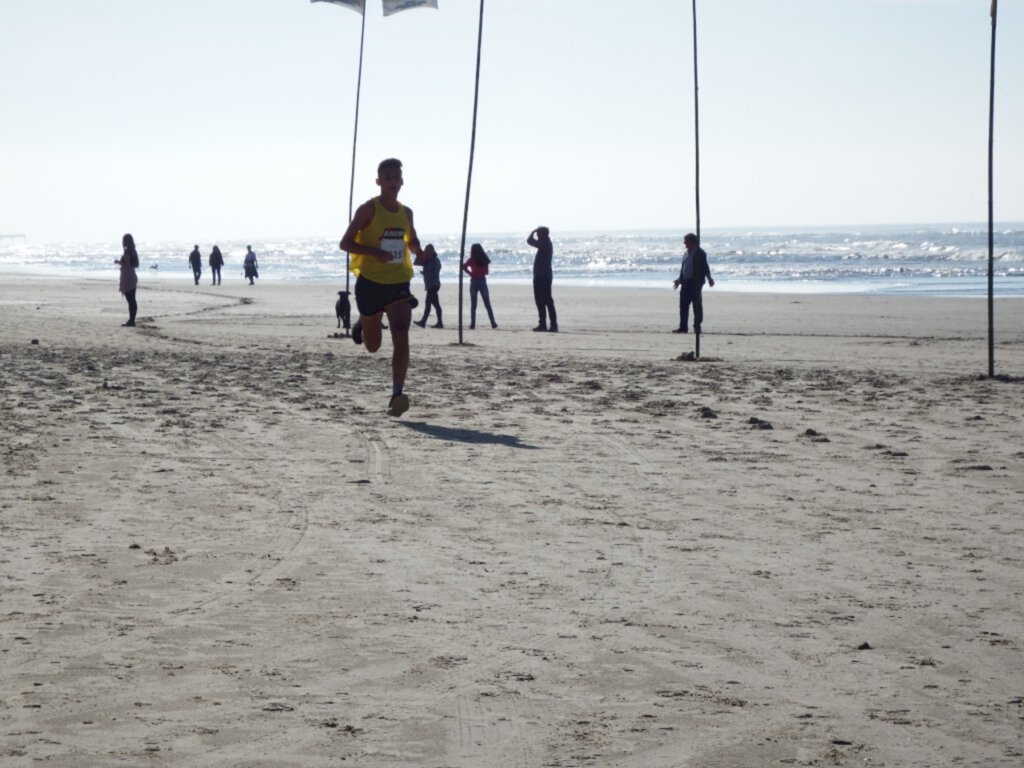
[400,421,539,449]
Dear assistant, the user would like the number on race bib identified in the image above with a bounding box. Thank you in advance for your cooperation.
[381,230,405,263]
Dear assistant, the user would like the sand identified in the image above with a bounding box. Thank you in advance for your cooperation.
[2,275,1023,767]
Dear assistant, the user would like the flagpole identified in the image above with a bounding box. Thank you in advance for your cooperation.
[313,1,438,304]
[691,0,702,359]
[691,0,701,243]
[987,0,998,377]
[344,9,368,296]
[457,0,485,345]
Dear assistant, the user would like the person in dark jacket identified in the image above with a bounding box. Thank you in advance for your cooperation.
[243,245,258,285]
[188,245,202,285]
[117,233,139,326]
[527,226,557,332]
[672,232,715,333]
[209,245,224,285]
[413,243,443,328]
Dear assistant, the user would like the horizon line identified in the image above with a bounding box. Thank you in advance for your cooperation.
[9,220,1024,246]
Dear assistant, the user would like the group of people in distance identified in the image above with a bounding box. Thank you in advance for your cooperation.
[410,230,556,333]
[188,244,259,286]
[188,245,224,286]
[114,240,262,326]
[116,157,714,419]
[408,229,557,334]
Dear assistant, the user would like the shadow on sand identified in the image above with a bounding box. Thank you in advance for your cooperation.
[400,421,539,449]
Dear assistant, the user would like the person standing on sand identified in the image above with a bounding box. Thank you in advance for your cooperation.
[673,232,714,333]
[528,226,558,332]
[461,243,498,330]
[339,157,424,418]
[189,245,202,285]
[413,243,444,329]
[243,245,258,285]
[209,245,224,285]
[117,233,139,327]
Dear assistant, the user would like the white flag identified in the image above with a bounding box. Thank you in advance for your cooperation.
[310,0,366,16]
[382,0,438,16]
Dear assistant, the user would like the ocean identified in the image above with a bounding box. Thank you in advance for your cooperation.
[3,224,1023,297]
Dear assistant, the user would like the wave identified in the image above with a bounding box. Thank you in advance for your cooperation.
[3,226,1024,296]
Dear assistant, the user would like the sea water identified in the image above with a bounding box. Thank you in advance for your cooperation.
[2,224,1023,297]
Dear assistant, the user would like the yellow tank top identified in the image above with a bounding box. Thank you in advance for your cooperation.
[350,198,414,284]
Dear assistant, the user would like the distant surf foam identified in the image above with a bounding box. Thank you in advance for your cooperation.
[2,225,1022,297]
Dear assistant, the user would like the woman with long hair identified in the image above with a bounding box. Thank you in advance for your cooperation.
[461,243,497,330]
[117,233,139,327]
[209,245,224,285]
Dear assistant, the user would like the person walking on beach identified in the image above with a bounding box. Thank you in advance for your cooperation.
[413,243,443,329]
[243,245,258,285]
[461,243,497,330]
[673,232,714,333]
[528,226,558,332]
[209,245,224,285]
[117,233,139,327]
[188,245,202,286]
[339,157,424,418]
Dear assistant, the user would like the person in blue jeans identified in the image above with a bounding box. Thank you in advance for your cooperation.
[209,245,224,285]
[461,243,497,329]
[413,243,443,328]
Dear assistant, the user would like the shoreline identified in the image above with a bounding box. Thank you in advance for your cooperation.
[3,274,1023,338]
[5,269,1024,300]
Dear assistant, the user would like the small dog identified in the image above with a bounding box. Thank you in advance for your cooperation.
[335,290,351,331]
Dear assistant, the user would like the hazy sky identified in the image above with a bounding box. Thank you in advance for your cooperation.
[2,0,1021,243]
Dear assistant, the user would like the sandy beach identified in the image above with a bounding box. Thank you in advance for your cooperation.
[2,275,1023,767]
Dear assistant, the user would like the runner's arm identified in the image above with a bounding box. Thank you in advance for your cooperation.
[340,201,391,262]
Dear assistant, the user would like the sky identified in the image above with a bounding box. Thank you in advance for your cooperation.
[1,0,1021,244]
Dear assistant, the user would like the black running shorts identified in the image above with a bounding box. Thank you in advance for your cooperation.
[354,276,414,317]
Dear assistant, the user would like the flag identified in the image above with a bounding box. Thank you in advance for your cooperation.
[382,0,438,16]
[311,0,437,15]
[310,0,366,15]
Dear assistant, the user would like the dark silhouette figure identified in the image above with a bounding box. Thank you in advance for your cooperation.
[189,245,202,285]
[336,290,351,331]
[528,226,558,332]
[117,233,139,327]
[243,245,258,285]
[209,245,224,285]
[673,232,715,333]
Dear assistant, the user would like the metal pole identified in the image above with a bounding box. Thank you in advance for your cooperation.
[457,0,485,345]
[987,0,998,377]
[345,10,367,296]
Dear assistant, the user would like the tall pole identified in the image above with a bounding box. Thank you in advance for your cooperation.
[691,0,702,359]
[344,10,368,295]
[691,0,701,243]
[457,0,485,345]
[987,0,998,377]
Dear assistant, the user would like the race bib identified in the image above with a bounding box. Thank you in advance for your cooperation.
[381,228,406,263]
